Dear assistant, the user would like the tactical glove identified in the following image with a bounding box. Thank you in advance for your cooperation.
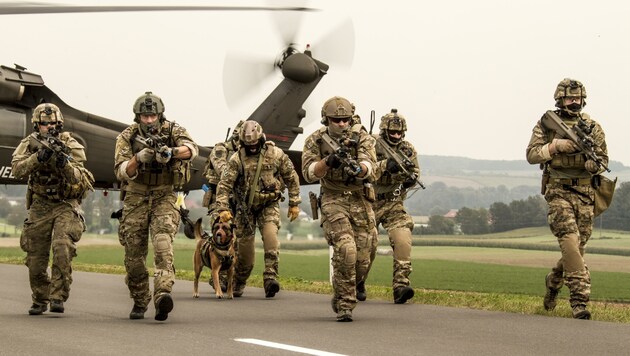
[219,210,233,223]
[287,205,300,222]
[585,160,599,173]
[156,146,173,164]
[37,147,54,163]
[325,153,343,169]
[55,154,68,168]
[136,148,155,163]
[386,157,401,174]
[551,139,579,154]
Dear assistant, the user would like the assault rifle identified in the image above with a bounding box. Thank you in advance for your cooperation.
[375,138,426,190]
[29,131,72,162]
[134,133,171,158]
[321,133,362,177]
[541,110,610,173]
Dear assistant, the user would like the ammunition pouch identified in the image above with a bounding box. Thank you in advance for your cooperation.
[172,159,191,189]
[202,184,215,208]
[593,175,617,217]
[363,182,376,202]
[541,170,550,195]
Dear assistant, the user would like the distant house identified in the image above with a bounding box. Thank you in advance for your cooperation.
[444,209,458,219]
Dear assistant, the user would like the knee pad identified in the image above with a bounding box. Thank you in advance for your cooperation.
[339,240,357,267]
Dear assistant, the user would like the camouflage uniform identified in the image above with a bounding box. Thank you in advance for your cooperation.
[371,135,420,294]
[12,103,94,314]
[215,141,301,296]
[526,78,608,319]
[115,119,198,313]
[302,110,378,320]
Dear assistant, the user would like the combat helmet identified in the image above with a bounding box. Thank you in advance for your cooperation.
[554,78,587,115]
[133,91,165,123]
[239,120,266,155]
[320,96,354,125]
[31,103,64,132]
[379,108,407,144]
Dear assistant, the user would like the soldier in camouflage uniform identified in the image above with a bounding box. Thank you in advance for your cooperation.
[114,92,198,321]
[301,96,378,322]
[216,120,301,298]
[360,109,419,304]
[526,78,608,320]
[202,120,243,292]
[12,103,94,315]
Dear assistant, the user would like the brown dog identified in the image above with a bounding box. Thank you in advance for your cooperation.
[193,217,237,299]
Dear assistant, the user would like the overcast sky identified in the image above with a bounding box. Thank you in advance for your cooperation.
[2,0,629,166]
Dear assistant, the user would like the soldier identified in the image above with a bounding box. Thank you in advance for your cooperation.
[215,120,301,299]
[526,78,608,320]
[301,96,378,322]
[361,109,419,304]
[12,103,94,315]
[114,92,198,321]
[202,120,244,292]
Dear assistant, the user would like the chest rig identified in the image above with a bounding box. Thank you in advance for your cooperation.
[130,122,176,186]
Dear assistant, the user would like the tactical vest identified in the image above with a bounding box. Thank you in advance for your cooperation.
[237,143,284,209]
[130,122,177,187]
[318,128,363,190]
[545,113,589,170]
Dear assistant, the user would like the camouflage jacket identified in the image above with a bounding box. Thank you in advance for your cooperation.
[12,131,94,202]
[301,125,377,192]
[372,136,420,194]
[203,141,238,186]
[114,120,198,192]
[215,141,301,211]
[526,111,608,179]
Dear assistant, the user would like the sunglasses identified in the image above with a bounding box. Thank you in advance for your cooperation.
[328,116,351,124]
[38,121,57,126]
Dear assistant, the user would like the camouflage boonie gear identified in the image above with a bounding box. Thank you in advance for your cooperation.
[215,141,301,289]
[12,130,92,307]
[526,107,607,311]
[114,119,198,309]
[302,124,378,318]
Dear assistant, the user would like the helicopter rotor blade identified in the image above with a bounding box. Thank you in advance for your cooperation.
[0,3,317,15]
[222,52,277,111]
[266,0,308,47]
[309,17,355,69]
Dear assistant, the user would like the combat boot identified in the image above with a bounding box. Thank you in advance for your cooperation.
[233,282,245,297]
[336,310,353,322]
[264,279,280,298]
[572,305,591,320]
[356,281,367,302]
[394,286,415,304]
[129,304,147,320]
[543,272,560,311]
[209,276,228,293]
[50,300,65,313]
[154,293,174,321]
[28,303,47,315]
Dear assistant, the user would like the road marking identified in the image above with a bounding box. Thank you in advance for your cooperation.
[235,338,347,356]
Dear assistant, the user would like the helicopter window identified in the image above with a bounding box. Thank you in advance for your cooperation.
[0,107,26,145]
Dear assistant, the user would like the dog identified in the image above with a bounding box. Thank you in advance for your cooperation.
[192,216,237,299]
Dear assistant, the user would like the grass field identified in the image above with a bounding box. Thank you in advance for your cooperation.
[2,226,630,322]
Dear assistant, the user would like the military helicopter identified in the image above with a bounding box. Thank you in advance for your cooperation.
[0,3,353,190]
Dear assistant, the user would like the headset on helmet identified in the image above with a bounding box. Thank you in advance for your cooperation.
[320,96,355,125]
[379,108,407,145]
[133,91,166,123]
[31,103,64,131]
[554,78,587,114]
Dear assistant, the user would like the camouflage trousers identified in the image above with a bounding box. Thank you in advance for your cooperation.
[321,191,377,313]
[545,185,594,307]
[20,198,85,305]
[118,190,179,308]
[372,199,414,289]
[233,203,281,287]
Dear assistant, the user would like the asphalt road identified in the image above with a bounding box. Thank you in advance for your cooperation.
[1,263,630,356]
